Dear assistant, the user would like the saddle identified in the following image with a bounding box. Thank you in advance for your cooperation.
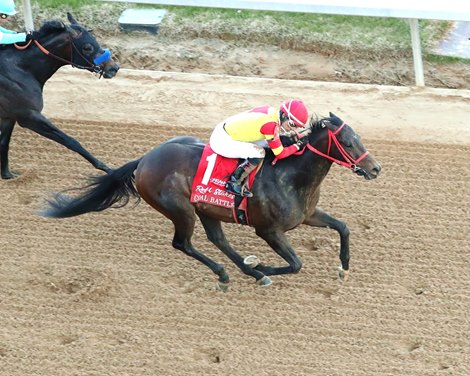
[190,144,260,225]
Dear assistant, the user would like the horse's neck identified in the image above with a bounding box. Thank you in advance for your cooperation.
[28,55,64,84]
[19,36,69,84]
[300,131,333,181]
[297,152,332,190]
[268,147,330,204]
[285,132,334,202]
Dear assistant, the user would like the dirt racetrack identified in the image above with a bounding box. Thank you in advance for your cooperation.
[1,68,469,375]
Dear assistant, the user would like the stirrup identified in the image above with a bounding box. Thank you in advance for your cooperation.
[240,185,253,198]
[226,181,253,198]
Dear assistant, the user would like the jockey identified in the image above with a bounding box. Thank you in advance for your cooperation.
[209,99,310,198]
[0,0,32,45]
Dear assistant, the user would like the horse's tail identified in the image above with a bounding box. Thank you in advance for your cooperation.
[42,159,142,218]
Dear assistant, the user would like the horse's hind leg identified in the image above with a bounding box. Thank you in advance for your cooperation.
[0,118,16,179]
[198,214,271,286]
[170,210,229,287]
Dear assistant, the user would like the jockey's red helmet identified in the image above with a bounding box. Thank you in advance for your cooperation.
[280,99,309,127]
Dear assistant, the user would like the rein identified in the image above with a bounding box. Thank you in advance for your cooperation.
[305,123,369,172]
[14,36,109,75]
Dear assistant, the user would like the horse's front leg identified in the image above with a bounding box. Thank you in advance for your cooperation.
[17,112,110,173]
[0,118,17,179]
[253,228,303,277]
[303,207,350,280]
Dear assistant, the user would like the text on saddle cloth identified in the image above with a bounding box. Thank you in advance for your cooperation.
[190,144,258,209]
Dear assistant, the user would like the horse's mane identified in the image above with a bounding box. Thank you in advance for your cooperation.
[304,113,345,145]
[310,114,327,129]
[309,113,343,131]
[36,20,68,38]
[0,20,67,52]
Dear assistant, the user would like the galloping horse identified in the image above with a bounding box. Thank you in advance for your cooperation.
[0,13,119,179]
[43,113,381,288]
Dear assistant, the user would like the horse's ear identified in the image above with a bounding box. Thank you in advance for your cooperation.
[67,12,79,25]
[328,112,343,126]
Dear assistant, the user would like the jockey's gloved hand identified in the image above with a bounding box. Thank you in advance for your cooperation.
[280,134,297,146]
[25,31,39,41]
[296,137,309,150]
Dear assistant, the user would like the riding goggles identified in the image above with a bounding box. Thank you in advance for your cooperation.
[93,49,112,65]
[0,14,9,19]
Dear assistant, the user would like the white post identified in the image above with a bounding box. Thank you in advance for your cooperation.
[22,0,34,31]
[408,18,425,87]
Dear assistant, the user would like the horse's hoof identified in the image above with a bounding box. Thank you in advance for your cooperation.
[338,266,350,281]
[1,171,20,180]
[257,276,272,287]
[244,255,260,268]
[216,281,229,292]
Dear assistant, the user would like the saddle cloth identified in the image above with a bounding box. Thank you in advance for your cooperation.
[190,144,257,210]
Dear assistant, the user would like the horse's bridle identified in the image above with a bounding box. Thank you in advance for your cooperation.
[15,34,111,76]
[303,122,370,174]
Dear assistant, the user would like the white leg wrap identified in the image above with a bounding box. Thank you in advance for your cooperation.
[338,266,350,281]
[257,276,272,287]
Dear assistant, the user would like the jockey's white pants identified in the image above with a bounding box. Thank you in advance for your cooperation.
[209,122,266,159]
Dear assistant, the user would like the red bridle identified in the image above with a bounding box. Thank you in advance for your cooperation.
[305,123,369,171]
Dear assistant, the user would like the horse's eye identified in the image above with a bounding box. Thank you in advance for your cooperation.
[82,43,94,56]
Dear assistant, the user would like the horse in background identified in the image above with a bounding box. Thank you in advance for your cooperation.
[0,13,119,179]
[42,113,381,289]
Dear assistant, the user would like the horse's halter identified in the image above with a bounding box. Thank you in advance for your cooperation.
[305,122,370,174]
[15,28,112,77]
[68,28,112,73]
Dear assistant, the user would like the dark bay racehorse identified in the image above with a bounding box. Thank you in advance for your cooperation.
[43,113,381,288]
[0,13,119,179]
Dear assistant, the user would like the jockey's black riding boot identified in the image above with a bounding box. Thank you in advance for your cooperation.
[226,158,262,198]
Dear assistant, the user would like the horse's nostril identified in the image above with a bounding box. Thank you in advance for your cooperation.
[103,65,119,78]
